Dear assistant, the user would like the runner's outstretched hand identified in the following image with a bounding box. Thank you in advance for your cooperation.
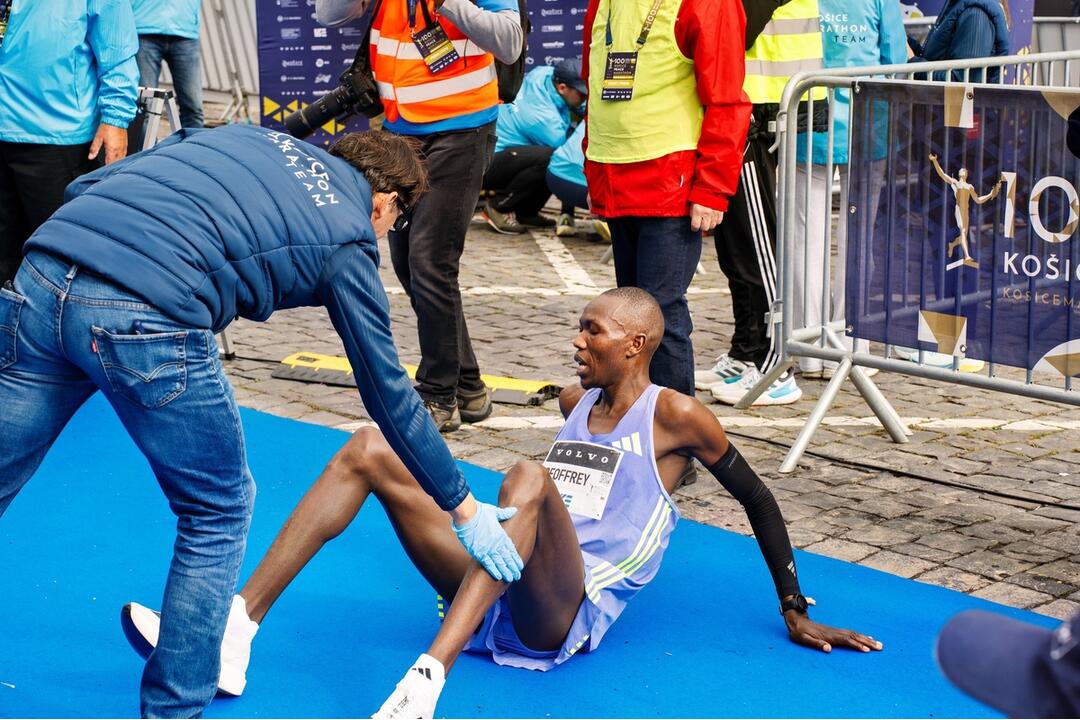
[785,611,883,653]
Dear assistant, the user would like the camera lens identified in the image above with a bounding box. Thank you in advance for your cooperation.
[283,86,355,139]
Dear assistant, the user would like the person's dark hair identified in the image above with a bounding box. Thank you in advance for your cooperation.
[329,131,429,209]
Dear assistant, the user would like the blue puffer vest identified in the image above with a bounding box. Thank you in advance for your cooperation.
[26,125,377,333]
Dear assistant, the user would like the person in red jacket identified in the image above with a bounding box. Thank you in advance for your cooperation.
[582,0,751,400]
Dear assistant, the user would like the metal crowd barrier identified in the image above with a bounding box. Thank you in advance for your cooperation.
[737,50,1080,473]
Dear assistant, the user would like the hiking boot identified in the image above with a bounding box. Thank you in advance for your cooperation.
[424,398,461,433]
[517,214,556,228]
[457,386,493,424]
[481,202,526,235]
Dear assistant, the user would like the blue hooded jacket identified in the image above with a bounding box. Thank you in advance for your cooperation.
[26,124,469,511]
[131,0,201,39]
[0,0,139,144]
[495,66,573,153]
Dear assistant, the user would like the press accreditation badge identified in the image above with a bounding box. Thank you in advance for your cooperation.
[601,52,638,102]
[412,22,460,74]
[0,0,12,48]
[543,441,624,520]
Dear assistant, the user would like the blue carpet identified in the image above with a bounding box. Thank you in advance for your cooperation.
[1,394,1057,718]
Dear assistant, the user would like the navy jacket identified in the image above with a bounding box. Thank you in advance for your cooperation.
[912,0,1010,82]
[27,125,468,510]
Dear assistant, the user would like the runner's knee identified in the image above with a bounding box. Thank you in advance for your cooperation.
[330,427,394,489]
[498,460,552,510]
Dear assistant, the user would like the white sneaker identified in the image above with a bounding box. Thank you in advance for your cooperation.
[555,213,576,237]
[120,595,259,697]
[711,366,803,406]
[893,347,984,373]
[694,354,748,390]
[373,654,446,719]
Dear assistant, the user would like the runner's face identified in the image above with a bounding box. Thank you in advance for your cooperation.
[572,298,626,388]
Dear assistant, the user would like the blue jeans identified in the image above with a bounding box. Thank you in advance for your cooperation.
[608,217,702,396]
[0,252,253,718]
[137,35,204,129]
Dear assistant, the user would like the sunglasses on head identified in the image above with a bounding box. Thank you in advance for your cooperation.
[391,198,410,233]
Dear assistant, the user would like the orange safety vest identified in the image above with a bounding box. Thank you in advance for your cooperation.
[371,0,499,124]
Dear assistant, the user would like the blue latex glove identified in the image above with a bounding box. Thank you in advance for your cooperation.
[452,502,524,582]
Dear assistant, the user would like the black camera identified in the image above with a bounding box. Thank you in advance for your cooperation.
[283,50,383,139]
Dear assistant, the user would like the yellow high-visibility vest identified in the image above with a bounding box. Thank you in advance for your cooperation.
[744,0,826,104]
[585,0,702,165]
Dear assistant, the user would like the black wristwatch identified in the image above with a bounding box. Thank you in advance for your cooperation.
[780,593,808,616]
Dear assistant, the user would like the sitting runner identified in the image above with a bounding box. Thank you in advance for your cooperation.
[122,287,882,716]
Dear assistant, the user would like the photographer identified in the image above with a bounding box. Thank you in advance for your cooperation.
[316,0,523,433]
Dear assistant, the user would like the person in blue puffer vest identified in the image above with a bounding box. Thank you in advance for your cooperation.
[479,59,587,234]
[0,124,523,718]
[0,0,139,285]
[131,0,204,128]
[909,0,1011,82]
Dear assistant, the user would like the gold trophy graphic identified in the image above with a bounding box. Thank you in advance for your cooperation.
[929,153,1005,270]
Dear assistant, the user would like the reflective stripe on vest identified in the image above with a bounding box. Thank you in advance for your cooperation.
[744,0,825,104]
[371,0,498,124]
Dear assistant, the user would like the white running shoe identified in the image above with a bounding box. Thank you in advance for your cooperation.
[711,366,803,406]
[694,353,748,391]
[892,347,985,373]
[373,654,446,719]
[120,595,259,697]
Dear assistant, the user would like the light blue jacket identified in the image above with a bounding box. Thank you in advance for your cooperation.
[549,121,586,188]
[131,0,201,40]
[798,0,908,164]
[0,0,139,144]
[495,65,572,153]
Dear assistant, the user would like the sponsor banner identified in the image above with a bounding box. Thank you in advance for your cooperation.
[256,0,588,146]
[900,0,1034,54]
[846,81,1080,375]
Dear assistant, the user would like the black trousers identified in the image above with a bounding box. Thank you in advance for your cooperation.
[483,145,554,217]
[714,133,779,373]
[388,122,496,403]
[0,141,98,283]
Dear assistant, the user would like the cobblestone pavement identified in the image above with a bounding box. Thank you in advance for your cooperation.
[222,216,1080,620]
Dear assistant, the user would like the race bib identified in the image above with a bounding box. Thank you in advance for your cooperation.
[543,441,624,520]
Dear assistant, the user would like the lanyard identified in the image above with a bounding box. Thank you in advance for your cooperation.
[406,0,435,30]
[605,0,664,50]
[0,0,12,48]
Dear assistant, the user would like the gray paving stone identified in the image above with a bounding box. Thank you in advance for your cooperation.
[948,551,1036,581]
[861,551,937,579]
[803,539,878,563]
[973,582,1055,609]
[915,567,991,593]
[1037,598,1080,620]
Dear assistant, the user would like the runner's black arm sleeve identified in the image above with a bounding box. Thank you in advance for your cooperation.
[707,444,801,599]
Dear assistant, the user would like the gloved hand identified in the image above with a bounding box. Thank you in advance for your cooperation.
[452,502,524,582]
